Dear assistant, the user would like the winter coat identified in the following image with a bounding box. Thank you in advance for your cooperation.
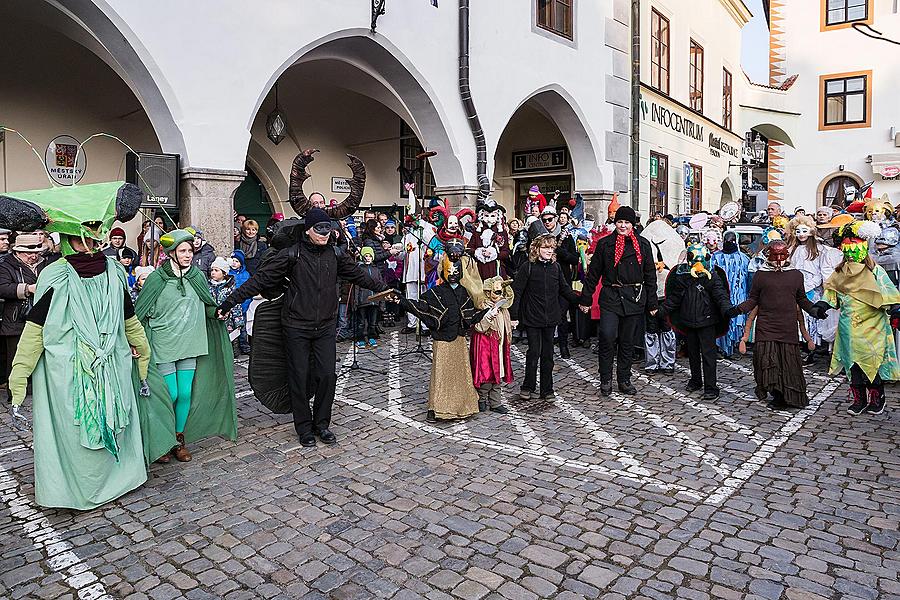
[353,263,386,306]
[208,275,245,333]
[579,232,659,316]
[660,268,733,332]
[0,255,44,336]
[229,250,252,313]
[361,235,390,265]
[192,241,217,277]
[510,260,578,328]
[220,239,387,332]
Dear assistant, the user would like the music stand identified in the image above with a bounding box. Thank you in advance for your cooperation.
[395,222,433,362]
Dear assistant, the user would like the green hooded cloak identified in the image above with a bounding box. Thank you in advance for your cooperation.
[134,262,238,463]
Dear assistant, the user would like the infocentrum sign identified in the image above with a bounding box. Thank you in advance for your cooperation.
[641,96,704,142]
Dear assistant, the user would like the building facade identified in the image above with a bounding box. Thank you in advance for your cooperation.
[0,0,633,250]
[761,0,900,211]
[637,0,751,218]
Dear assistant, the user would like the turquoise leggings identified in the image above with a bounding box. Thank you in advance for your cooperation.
[158,358,196,433]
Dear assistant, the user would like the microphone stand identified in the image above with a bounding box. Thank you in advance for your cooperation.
[395,219,433,362]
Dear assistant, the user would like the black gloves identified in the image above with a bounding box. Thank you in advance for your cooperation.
[724,305,741,319]
[811,300,832,320]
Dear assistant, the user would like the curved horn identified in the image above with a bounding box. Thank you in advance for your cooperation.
[0,194,49,232]
[325,154,366,220]
[115,183,143,223]
[288,152,315,215]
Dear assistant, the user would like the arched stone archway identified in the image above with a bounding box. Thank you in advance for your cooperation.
[492,85,605,218]
[247,30,465,189]
[17,0,187,159]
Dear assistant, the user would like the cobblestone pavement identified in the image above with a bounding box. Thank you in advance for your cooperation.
[2,331,899,600]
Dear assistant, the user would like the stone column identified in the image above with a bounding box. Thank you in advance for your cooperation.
[180,168,246,255]
[433,185,481,211]
[577,189,616,224]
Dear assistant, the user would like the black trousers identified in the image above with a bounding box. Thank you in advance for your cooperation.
[597,311,641,383]
[685,326,718,393]
[2,335,20,391]
[524,326,555,396]
[284,325,337,436]
[354,305,378,341]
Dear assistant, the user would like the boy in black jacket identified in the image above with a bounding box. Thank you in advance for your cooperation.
[659,243,735,400]
[510,234,578,400]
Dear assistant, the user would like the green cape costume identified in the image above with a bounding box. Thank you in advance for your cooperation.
[134,262,238,463]
[0,181,149,510]
[26,260,148,509]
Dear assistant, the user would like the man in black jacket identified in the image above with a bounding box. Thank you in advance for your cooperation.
[658,243,734,400]
[218,209,387,447]
[579,206,658,396]
[0,233,46,402]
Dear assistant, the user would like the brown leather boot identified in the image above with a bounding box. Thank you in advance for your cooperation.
[155,452,171,464]
[172,433,192,462]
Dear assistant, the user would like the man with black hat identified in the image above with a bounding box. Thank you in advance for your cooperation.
[217,208,388,447]
[579,205,658,395]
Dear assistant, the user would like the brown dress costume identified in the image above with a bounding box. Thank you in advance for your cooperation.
[738,270,818,407]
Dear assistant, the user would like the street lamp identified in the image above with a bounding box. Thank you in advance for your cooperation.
[265,83,287,145]
[751,134,766,164]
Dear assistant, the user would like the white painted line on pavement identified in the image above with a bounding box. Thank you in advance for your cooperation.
[672,364,760,406]
[0,445,114,600]
[564,357,731,479]
[335,347,701,499]
[720,356,832,383]
[388,331,403,415]
[705,377,842,505]
[509,346,649,473]
[633,372,766,445]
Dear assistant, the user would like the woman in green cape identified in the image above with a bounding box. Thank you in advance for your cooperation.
[135,229,237,463]
[3,181,152,510]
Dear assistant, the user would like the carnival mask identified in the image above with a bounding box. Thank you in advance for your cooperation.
[445,260,462,284]
[482,209,500,228]
[576,238,589,253]
[703,230,722,251]
[446,215,460,234]
[764,240,790,270]
[794,225,812,242]
[685,243,712,279]
[841,237,869,263]
[445,238,466,262]
[723,231,739,254]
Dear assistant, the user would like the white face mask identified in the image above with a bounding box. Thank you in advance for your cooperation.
[582,219,595,232]
[794,225,812,241]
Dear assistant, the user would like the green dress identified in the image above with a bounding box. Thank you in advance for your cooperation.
[134,263,238,463]
[31,259,147,509]
[825,263,900,382]
[145,271,209,365]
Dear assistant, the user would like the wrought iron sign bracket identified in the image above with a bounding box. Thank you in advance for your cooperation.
[371,0,386,33]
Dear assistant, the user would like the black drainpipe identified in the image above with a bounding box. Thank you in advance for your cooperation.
[630,0,641,209]
[459,0,491,199]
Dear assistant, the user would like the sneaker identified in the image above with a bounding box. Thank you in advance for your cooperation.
[518,388,533,400]
[866,388,886,415]
[368,338,378,347]
[538,391,555,400]
[356,341,366,349]
[599,381,612,397]
[644,367,659,374]
[847,387,867,416]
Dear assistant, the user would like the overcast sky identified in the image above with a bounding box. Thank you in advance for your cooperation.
[741,0,769,83]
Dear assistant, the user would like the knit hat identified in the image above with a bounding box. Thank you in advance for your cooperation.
[110,227,126,239]
[540,205,557,216]
[359,246,375,260]
[304,208,331,229]
[211,256,231,273]
[613,205,637,226]
[159,228,195,252]
[119,247,138,261]
[528,185,540,196]
[385,219,396,227]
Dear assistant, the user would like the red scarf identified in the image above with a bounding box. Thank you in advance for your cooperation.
[613,232,643,267]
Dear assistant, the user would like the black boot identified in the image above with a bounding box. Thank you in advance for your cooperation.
[559,340,570,359]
